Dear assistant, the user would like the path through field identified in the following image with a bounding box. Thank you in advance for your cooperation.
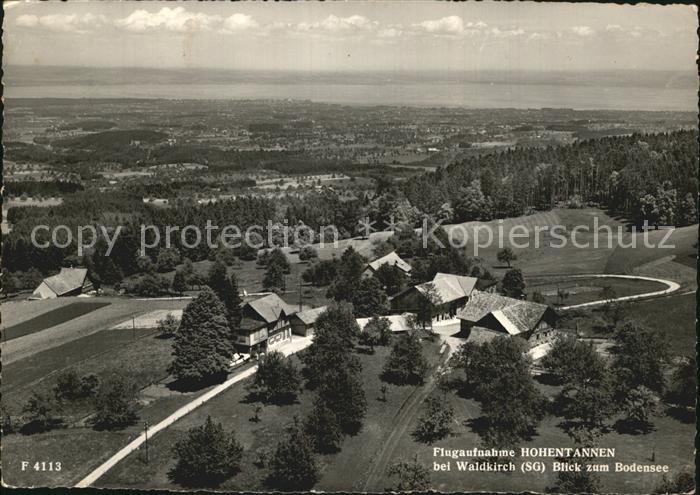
[75,335,312,488]
[361,345,451,492]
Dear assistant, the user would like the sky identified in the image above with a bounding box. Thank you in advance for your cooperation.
[3,1,698,73]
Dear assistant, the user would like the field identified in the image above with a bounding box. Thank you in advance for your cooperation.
[1,296,188,365]
[565,292,696,358]
[376,385,694,493]
[95,338,445,491]
[3,301,111,341]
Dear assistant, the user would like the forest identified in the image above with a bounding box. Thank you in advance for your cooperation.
[2,129,697,292]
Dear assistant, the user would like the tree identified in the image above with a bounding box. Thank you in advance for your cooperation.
[454,179,490,222]
[267,248,291,273]
[547,460,602,493]
[157,312,179,338]
[317,364,368,434]
[269,418,319,490]
[611,321,669,395]
[501,268,525,299]
[170,416,243,488]
[170,288,234,385]
[53,370,83,401]
[497,247,517,268]
[383,332,428,385]
[263,262,285,291]
[678,192,698,226]
[304,396,343,453]
[326,247,365,302]
[22,391,63,432]
[302,259,338,286]
[456,337,544,447]
[667,356,697,409]
[413,396,454,442]
[298,245,318,262]
[620,386,658,432]
[225,272,243,327]
[352,277,389,317]
[653,467,695,494]
[386,455,431,491]
[247,351,301,404]
[172,269,188,295]
[360,316,392,352]
[92,374,138,430]
[374,263,407,296]
[156,247,181,272]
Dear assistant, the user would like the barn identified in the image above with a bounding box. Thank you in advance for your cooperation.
[30,268,93,300]
[457,291,558,347]
[391,272,478,325]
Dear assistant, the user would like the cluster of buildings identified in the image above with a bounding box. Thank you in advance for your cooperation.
[233,251,559,355]
[30,251,559,356]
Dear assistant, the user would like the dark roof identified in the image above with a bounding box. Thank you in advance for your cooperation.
[458,291,554,335]
[292,306,327,325]
[244,293,297,324]
[41,268,89,296]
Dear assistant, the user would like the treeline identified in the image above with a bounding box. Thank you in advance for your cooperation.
[6,180,84,197]
[402,130,699,226]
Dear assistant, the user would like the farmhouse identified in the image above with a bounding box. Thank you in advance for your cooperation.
[289,305,327,337]
[457,291,558,347]
[356,312,416,333]
[30,267,93,299]
[235,293,298,354]
[391,272,478,323]
[363,251,412,278]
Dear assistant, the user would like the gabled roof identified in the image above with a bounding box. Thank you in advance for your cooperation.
[292,305,328,325]
[356,313,415,333]
[458,292,554,336]
[41,268,89,296]
[416,272,477,305]
[245,293,297,324]
[457,291,516,324]
[367,251,412,274]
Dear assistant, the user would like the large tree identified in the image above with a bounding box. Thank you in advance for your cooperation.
[457,337,544,446]
[382,331,428,385]
[169,288,234,385]
[318,366,367,435]
[269,418,319,491]
[352,277,389,317]
[304,396,343,453]
[170,416,243,488]
[611,320,669,395]
[373,263,407,296]
[247,351,301,404]
[207,260,242,326]
[326,247,365,302]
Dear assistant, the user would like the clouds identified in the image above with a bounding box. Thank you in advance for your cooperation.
[16,13,108,33]
[11,6,686,47]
